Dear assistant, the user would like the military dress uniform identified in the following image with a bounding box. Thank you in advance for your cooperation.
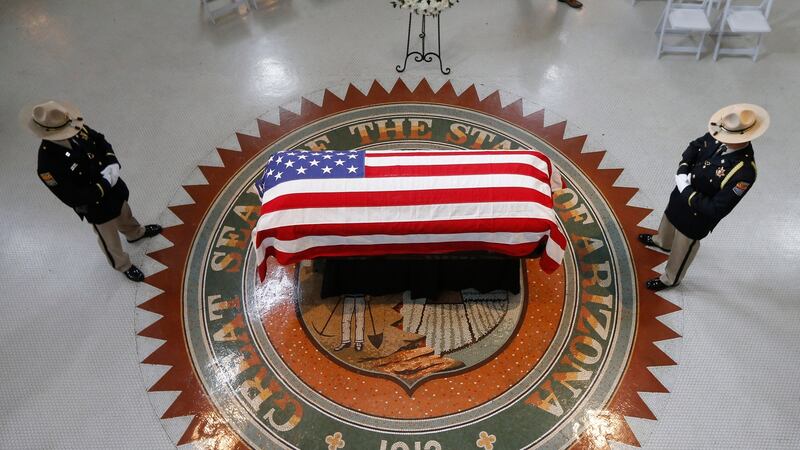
[648,132,757,286]
[37,126,148,274]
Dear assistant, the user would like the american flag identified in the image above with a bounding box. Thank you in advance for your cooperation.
[253,149,566,282]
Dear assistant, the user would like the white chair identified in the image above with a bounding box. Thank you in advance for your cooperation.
[656,0,716,59]
[637,0,722,8]
[202,0,247,24]
[713,0,773,61]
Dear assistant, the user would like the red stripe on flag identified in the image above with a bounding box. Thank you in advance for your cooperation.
[254,217,566,249]
[366,149,553,177]
[260,187,554,214]
[367,150,550,159]
[364,163,549,181]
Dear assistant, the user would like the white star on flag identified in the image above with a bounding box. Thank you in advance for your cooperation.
[275,172,283,180]
[322,166,332,174]
[347,166,357,173]
[297,167,307,174]
[322,154,333,159]
[335,159,344,166]
[310,160,320,166]
[285,160,294,167]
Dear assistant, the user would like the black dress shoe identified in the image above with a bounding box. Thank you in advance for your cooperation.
[124,265,146,282]
[645,277,673,292]
[354,342,363,352]
[559,0,583,8]
[638,234,670,252]
[128,224,163,243]
[333,342,351,351]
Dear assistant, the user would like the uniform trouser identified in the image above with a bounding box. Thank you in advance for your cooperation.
[341,295,365,344]
[91,202,145,272]
[652,215,701,286]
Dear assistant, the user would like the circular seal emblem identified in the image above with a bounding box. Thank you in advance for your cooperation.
[137,79,679,449]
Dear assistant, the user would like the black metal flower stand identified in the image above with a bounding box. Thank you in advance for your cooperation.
[395,12,451,75]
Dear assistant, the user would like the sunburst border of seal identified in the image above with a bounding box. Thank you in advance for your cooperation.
[136,78,680,449]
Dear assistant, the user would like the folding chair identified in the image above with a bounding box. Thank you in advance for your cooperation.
[639,1,722,9]
[713,0,774,61]
[202,0,247,24]
[656,0,716,59]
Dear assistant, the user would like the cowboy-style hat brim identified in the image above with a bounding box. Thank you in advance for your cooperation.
[20,100,84,141]
[707,103,770,145]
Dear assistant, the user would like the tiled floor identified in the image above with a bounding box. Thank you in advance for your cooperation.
[1,0,799,449]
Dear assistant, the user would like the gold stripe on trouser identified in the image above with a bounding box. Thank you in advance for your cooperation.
[92,202,144,272]
[654,215,701,286]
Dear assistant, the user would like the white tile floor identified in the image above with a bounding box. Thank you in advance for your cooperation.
[1,0,799,448]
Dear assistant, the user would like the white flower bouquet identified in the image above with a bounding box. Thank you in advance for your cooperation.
[390,0,460,16]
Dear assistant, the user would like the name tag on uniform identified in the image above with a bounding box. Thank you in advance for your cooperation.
[39,172,58,187]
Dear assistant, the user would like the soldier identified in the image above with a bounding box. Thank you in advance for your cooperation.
[23,101,162,282]
[639,104,769,291]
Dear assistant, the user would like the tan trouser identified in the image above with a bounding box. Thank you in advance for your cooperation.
[92,202,145,272]
[652,215,701,286]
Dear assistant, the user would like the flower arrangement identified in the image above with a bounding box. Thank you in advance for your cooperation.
[390,0,460,16]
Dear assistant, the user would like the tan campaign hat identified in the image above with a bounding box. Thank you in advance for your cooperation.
[20,100,85,141]
[708,103,770,144]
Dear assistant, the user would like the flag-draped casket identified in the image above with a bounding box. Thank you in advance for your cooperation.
[253,149,566,282]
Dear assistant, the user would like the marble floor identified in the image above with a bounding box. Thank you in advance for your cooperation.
[1,0,799,449]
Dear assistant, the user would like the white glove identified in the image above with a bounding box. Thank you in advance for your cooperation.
[675,174,690,193]
[101,163,120,187]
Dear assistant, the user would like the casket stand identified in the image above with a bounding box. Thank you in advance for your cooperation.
[317,245,545,299]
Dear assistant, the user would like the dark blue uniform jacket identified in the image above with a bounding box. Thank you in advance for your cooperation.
[36,126,129,224]
[665,133,757,240]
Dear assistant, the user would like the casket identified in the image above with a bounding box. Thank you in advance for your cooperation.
[252,149,566,282]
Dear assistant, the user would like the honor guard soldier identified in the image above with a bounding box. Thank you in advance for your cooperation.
[639,104,768,291]
[23,101,162,282]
